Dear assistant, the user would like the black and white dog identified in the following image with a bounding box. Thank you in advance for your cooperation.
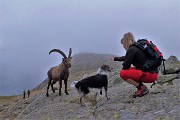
[71,64,112,106]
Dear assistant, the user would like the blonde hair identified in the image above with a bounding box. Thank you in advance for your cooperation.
[121,32,136,50]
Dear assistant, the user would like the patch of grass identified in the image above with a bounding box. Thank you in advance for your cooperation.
[69,97,79,104]
[0,89,45,105]
[0,96,17,104]
[68,94,97,106]
[86,94,97,106]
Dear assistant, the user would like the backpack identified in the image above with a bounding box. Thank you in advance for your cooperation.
[134,39,165,73]
[134,39,166,88]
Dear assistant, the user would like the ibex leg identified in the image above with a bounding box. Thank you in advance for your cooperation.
[64,80,69,95]
[59,80,62,96]
[46,79,51,97]
[51,81,56,93]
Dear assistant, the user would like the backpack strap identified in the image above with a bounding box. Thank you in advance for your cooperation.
[150,58,166,88]
[133,39,147,50]
[150,81,156,88]
[139,72,159,88]
[162,58,166,75]
[138,73,146,89]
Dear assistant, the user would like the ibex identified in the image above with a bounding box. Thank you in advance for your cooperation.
[46,48,72,97]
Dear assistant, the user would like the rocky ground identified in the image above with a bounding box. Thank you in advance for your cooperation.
[0,78,179,120]
[0,54,179,120]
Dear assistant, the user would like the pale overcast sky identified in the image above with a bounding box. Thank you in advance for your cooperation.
[0,0,180,95]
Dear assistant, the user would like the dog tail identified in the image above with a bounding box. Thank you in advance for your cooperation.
[70,81,79,88]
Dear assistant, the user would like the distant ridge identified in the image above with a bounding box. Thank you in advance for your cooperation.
[71,52,121,72]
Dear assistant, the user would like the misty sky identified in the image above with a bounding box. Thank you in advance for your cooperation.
[0,0,180,96]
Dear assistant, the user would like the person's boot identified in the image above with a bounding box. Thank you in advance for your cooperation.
[133,84,149,98]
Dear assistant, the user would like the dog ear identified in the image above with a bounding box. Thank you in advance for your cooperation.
[101,64,107,70]
[100,65,104,69]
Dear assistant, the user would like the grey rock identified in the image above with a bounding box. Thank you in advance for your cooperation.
[157,74,177,84]
[160,56,180,74]
[2,79,178,120]
[177,71,180,79]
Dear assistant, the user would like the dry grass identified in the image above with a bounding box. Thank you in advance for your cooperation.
[68,93,97,106]
[86,94,97,106]
[0,95,21,105]
[0,89,45,105]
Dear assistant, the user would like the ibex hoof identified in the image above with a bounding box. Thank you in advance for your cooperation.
[46,93,49,97]
[65,92,69,95]
[59,93,61,96]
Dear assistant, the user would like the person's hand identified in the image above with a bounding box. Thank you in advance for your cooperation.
[109,56,115,61]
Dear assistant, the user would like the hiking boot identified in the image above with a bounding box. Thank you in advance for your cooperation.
[133,84,149,98]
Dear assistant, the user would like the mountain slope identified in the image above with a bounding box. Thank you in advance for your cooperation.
[12,79,180,120]
[33,53,122,91]
[1,53,179,120]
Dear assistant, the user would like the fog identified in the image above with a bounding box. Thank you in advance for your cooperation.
[0,0,179,95]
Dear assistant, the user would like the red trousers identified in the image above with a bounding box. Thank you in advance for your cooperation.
[120,67,158,83]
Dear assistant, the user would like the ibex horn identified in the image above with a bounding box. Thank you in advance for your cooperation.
[68,48,72,58]
[49,49,67,58]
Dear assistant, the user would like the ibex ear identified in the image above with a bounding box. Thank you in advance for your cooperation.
[68,48,72,58]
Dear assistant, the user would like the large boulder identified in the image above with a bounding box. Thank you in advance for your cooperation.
[157,74,177,84]
[160,56,180,75]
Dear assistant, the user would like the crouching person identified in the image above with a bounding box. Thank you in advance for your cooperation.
[111,32,158,98]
